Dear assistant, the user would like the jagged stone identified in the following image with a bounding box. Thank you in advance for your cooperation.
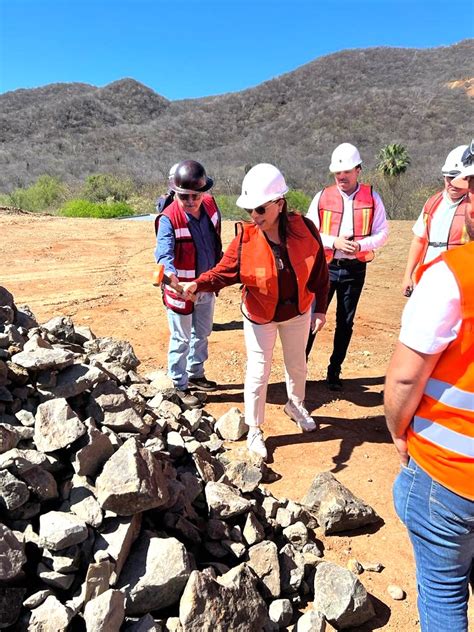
[179,564,268,631]
[34,397,86,452]
[72,419,115,478]
[192,446,225,482]
[19,465,58,501]
[15,304,38,329]
[313,562,375,628]
[39,510,89,551]
[45,363,107,398]
[279,543,305,594]
[269,598,293,627]
[223,459,262,493]
[37,562,75,590]
[0,586,26,629]
[0,448,54,473]
[0,469,30,510]
[28,595,73,631]
[42,545,80,573]
[11,346,74,371]
[0,524,26,580]
[283,521,309,550]
[243,511,265,546]
[0,423,21,453]
[96,438,170,515]
[247,540,280,598]
[23,589,54,609]
[122,614,160,631]
[83,559,115,603]
[88,380,149,434]
[83,588,126,632]
[301,472,380,534]
[205,481,253,519]
[41,316,76,342]
[295,610,326,632]
[69,475,103,527]
[84,336,140,370]
[118,532,192,615]
[215,407,246,441]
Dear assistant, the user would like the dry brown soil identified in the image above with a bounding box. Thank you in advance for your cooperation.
[1,211,472,631]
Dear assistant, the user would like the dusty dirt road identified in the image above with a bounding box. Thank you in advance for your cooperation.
[1,210,471,630]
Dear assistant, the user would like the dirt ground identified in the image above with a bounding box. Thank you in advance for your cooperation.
[1,211,471,631]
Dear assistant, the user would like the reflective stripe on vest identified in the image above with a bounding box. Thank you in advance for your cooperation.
[424,377,474,411]
[175,268,196,279]
[412,416,474,458]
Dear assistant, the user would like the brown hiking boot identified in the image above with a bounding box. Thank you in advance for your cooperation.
[176,389,202,409]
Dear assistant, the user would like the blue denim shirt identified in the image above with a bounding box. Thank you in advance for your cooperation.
[155,210,219,277]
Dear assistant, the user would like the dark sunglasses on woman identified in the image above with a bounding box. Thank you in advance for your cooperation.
[244,200,278,215]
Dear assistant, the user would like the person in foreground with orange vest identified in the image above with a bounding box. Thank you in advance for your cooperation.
[306,143,389,390]
[155,160,222,409]
[401,144,470,297]
[384,150,474,631]
[179,164,329,460]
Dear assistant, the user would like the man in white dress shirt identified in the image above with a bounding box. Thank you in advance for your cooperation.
[306,143,389,390]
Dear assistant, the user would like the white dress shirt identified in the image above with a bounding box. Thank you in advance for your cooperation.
[307,184,389,259]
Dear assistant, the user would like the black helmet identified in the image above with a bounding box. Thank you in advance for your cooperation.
[170,160,213,194]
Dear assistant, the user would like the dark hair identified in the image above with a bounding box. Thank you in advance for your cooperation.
[278,199,301,243]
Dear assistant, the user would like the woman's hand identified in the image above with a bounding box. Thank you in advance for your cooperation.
[311,312,326,334]
[180,281,198,300]
[401,275,414,297]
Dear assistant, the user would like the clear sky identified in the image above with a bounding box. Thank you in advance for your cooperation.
[0,0,472,100]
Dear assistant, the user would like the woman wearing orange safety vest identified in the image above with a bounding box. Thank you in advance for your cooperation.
[401,144,471,297]
[385,149,474,632]
[179,164,329,460]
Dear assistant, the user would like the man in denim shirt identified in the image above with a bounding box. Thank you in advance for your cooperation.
[155,160,222,408]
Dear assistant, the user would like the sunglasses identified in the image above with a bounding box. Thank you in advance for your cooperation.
[244,200,278,215]
[461,140,474,167]
[177,192,203,201]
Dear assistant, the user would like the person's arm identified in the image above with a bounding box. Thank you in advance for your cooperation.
[356,191,389,252]
[384,342,442,464]
[307,192,337,250]
[155,216,178,283]
[401,236,425,296]
[304,223,329,333]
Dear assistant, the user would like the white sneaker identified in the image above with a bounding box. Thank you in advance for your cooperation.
[246,427,268,460]
[284,400,318,432]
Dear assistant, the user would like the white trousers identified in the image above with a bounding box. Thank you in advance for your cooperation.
[243,310,311,427]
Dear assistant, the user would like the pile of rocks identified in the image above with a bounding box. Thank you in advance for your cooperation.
[0,286,381,631]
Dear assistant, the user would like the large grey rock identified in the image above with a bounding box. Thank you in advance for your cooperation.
[84,336,140,370]
[0,469,30,510]
[41,316,76,342]
[88,381,149,434]
[96,438,170,515]
[37,562,75,590]
[39,510,89,551]
[0,448,53,473]
[205,481,254,519]
[94,514,142,584]
[313,562,375,629]
[19,465,58,501]
[83,588,126,632]
[118,532,192,615]
[34,398,86,453]
[11,346,74,371]
[69,475,103,527]
[45,363,107,398]
[295,610,326,632]
[243,511,265,546]
[283,521,309,550]
[192,447,225,482]
[223,459,262,493]
[279,543,305,594]
[179,564,268,631]
[247,540,280,598]
[42,545,81,573]
[301,472,380,534]
[0,423,21,454]
[0,524,26,580]
[215,407,246,441]
[269,598,293,627]
[28,595,73,631]
[72,419,115,478]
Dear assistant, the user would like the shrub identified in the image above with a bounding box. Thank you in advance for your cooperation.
[59,199,134,219]
[213,194,244,220]
[286,190,311,213]
[8,175,68,211]
[81,174,135,203]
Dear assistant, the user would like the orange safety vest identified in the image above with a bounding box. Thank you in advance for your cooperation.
[419,191,471,264]
[318,184,375,263]
[239,214,320,325]
[408,241,474,500]
[156,195,221,315]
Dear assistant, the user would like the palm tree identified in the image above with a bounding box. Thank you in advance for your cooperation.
[377,143,411,177]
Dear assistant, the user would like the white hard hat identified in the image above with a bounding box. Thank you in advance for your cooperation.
[329,143,362,172]
[452,140,474,189]
[441,145,468,177]
[236,163,289,209]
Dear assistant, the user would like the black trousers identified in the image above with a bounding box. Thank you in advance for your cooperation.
[326,259,367,372]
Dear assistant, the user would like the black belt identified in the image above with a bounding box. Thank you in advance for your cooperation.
[428,241,448,248]
[330,258,366,268]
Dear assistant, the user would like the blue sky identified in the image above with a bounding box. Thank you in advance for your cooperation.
[0,0,472,100]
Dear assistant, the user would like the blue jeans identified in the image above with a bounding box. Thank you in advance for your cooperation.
[393,458,474,632]
[166,292,215,390]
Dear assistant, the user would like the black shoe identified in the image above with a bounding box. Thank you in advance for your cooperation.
[326,368,342,391]
[188,376,218,392]
[176,389,202,408]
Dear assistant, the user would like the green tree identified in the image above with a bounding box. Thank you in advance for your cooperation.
[377,143,411,177]
[81,174,135,203]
